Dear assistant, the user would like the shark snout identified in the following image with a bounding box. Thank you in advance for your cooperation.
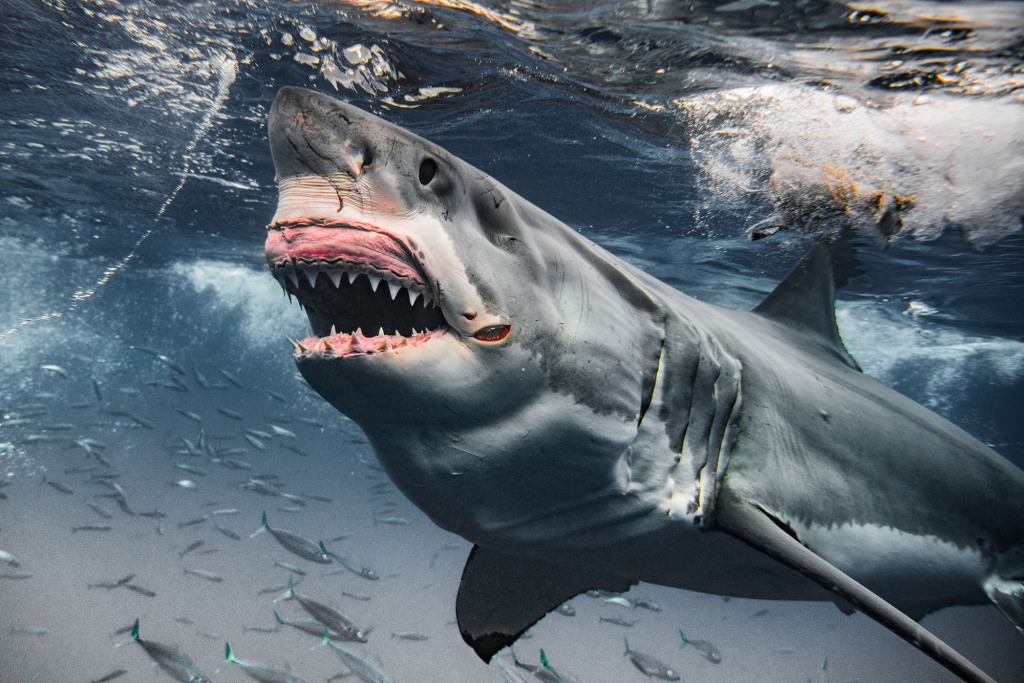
[269,86,376,181]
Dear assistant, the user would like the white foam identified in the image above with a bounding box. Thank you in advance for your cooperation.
[172,260,305,348]
[675,85,1024,246]
[837,301,1024,413]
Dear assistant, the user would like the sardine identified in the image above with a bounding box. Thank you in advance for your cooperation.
[217,406,243,420]
[272,610,349,642]
[193,367,211,389]
[178,516,209,529]
[270,424,296,438]
[391,631,429,641]
[40,364,69,378]
[129,413,156,429]
[372,516,408,526]
[321,632,394,683]
[225,642,307,683]
[220,458,253,470]
[183,567,224,582]
[23,434,66,444]
[624,638,680,681]
[341,590,371,602]
[179,540,205,557]
[278,578,367,643]
[679,629,722,664]
[263,387,288,403]
[492,655,529,683]
[72,524,112,533]
[252,512,331,564]
[301,492,332,503]
[44,478,74,494]
[0,549,22,567]
[129,619,213,683]
[536,649,573,683]
[243,479,282,496]
[136,348,186,375]
[219,368,243,388]
[319,542,378,580]
[0,572,33,580]
[175,463,208,476]
[125,583,157,597]
[633,598,662,612]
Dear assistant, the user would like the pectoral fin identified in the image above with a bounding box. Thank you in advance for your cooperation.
[716,495,995,683]
[456,545,634,662]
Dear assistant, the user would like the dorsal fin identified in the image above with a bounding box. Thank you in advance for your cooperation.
[753,244,860,371]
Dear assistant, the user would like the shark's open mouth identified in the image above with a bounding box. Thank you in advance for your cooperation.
[267,220,448,358]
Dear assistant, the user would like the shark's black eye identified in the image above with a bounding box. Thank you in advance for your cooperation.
[362,150,373,168]
[419,157,437,185]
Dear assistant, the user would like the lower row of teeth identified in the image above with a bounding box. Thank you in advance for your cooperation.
[293,328,442,356]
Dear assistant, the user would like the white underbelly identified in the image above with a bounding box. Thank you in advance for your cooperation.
[798,520,989,612]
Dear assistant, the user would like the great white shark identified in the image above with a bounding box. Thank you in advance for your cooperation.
[262,86,1024,683]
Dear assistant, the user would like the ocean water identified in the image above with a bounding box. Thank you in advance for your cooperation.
[1,1,1023,682]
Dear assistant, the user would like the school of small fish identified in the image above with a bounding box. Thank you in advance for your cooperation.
[0,354,735,682]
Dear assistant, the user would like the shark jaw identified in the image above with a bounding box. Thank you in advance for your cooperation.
[266,217,450,360]
[266,217,511,361]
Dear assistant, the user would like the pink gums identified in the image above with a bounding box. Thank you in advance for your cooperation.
[296,328,446,359]
[265,220,427,287]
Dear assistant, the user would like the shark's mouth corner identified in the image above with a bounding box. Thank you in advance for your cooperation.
[266,219,449,360]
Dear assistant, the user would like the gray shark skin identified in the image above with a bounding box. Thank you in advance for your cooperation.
[263,86,1024,683]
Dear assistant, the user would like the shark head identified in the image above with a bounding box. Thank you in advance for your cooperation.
[265,87,665,547]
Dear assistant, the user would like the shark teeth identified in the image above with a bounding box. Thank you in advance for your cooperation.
[292,328,445,360]
[271,261,433,308]
[270,259,445,346]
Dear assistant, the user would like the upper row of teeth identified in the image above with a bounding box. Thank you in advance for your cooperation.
[273,265,431,307]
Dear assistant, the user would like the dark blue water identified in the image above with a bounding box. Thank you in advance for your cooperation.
[1,1,1022,682]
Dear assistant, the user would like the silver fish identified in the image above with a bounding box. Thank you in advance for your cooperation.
[225,642,307,683]
[272,610,353,642]
[129,619,212,683]
[318,542,377,580]
[183,567,224,582]
[252,512,331,564]
[321,633,394,683]
[40,364,69,378]
[623,639,680,681]
[278,578,367,643]
[679,629,721,664]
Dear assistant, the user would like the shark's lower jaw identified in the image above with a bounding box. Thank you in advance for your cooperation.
[270,255,449,360]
